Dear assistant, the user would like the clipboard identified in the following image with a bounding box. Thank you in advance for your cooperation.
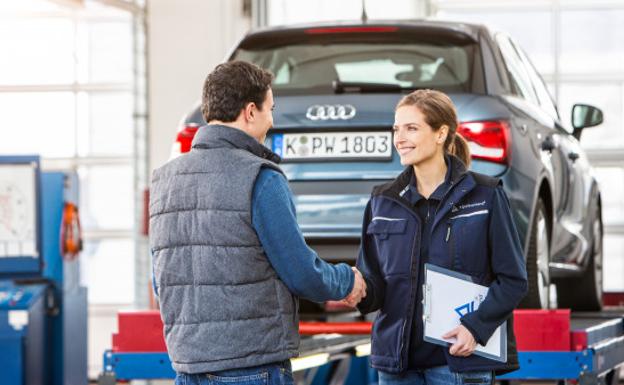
[423,263,507,363]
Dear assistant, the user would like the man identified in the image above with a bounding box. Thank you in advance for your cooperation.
[150,61,366,385]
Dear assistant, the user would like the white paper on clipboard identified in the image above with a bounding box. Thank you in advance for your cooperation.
[422,263,507,362]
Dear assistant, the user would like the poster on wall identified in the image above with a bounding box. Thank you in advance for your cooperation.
[0,163,38,258]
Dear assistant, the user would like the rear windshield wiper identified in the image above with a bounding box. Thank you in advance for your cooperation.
[332,80,416,94]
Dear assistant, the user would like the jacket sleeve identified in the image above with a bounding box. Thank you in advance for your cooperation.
[356,200,386,314]
[460,186,528,345]
[252,168,355,302]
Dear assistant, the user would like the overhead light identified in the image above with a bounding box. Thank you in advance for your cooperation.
[45,0,85,8]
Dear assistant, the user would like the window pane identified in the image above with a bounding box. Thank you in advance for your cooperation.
[514,43,558,120]
[546,82,556,101]
[0,0,66,12]
[0,92,76,157]
[0,19,74,85]
[236,42,478,94]
[558,83,623,149]
[496,35,539,104]
[77,92,133,156]
[79,165,134,230]
[604,234,624,292]
[560,9,624,74]
[87,22,133,83]
[592,168,624,227]
[81,238,135,303]
[436,10,555,74]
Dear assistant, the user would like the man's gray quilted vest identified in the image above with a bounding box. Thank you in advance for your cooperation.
[150,125,299,374]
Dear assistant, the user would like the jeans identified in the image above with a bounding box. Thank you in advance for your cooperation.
[378,365,492,385]
[175,361,294,385]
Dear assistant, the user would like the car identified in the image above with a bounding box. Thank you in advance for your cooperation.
[171,20,604,311]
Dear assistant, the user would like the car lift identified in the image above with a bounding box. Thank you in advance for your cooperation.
[99,305,624,385]
[98,311,373,385]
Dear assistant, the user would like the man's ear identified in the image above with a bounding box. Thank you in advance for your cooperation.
[244,102,256,122]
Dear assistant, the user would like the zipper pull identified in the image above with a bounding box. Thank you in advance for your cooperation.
[445,223,451,242]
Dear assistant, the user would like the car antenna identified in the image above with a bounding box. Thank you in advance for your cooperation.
[361,0,368,23]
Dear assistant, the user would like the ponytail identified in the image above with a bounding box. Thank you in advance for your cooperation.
[448,133,471,168]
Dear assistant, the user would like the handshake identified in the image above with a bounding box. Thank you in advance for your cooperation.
[341,267,367,307]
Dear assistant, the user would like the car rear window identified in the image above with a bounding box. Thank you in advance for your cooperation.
[233,37,482,95]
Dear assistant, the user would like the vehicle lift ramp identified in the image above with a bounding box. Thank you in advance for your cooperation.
[99,309,624,385]
[498,311,624,385]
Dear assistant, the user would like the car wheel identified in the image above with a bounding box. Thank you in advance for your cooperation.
[520,199,551,309]
[556,204,603,311]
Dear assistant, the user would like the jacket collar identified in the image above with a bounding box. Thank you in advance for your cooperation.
[377,154,468,198]
[191,124,282,164]
[375,155,477,230]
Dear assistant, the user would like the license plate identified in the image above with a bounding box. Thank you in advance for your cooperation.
[272,132,392,160]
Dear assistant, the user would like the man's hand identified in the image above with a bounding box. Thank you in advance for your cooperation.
[442,325,477,357]
[341,267,367,307]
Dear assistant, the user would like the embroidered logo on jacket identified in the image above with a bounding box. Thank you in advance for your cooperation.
[459,200,486,210]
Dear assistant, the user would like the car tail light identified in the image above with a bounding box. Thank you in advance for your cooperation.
[170,123,200,159]
[458,120,511,165]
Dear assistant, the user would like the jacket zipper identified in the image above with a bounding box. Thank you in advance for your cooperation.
[430,174,468,235]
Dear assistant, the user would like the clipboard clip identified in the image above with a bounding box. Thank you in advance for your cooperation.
[422,283,432,322]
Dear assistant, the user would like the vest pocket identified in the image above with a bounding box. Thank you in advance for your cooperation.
[366,218,407,240]
[448,211,489,274]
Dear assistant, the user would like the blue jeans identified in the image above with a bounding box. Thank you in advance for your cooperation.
[175,361,294,385]
[378,365,492,385]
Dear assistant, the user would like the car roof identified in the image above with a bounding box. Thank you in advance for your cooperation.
[237,19,488,49]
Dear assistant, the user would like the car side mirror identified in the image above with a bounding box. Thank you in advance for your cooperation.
[571,104,603,140]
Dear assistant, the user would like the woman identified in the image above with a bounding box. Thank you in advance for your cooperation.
[355,89,528,385]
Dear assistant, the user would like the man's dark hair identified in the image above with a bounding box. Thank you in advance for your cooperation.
[201,61,274,123]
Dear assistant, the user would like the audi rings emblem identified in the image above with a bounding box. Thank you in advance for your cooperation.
[306,104,357,121]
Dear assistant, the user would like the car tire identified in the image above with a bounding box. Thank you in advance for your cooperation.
[520,199,551,309]
[556,204,603,311]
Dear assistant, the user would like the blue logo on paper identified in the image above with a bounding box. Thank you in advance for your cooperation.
[454,301,475,317]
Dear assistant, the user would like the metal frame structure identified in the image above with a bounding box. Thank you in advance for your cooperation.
[98,313,624,385]
[99,335,372,385]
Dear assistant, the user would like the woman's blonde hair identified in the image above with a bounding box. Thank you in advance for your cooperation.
[396,89,471,167]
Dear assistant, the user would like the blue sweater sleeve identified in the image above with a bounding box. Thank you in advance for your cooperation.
[460,186,528,345]
[251,168,355,302]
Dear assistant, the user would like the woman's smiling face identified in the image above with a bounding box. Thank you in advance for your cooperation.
[393,105,446,166]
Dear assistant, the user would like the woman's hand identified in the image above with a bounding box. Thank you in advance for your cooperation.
[442,325,477,357]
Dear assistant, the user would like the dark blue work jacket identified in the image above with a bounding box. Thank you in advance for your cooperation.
[356,155,528,374]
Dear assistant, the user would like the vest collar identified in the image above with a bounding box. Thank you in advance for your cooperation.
[191,124,282,164]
